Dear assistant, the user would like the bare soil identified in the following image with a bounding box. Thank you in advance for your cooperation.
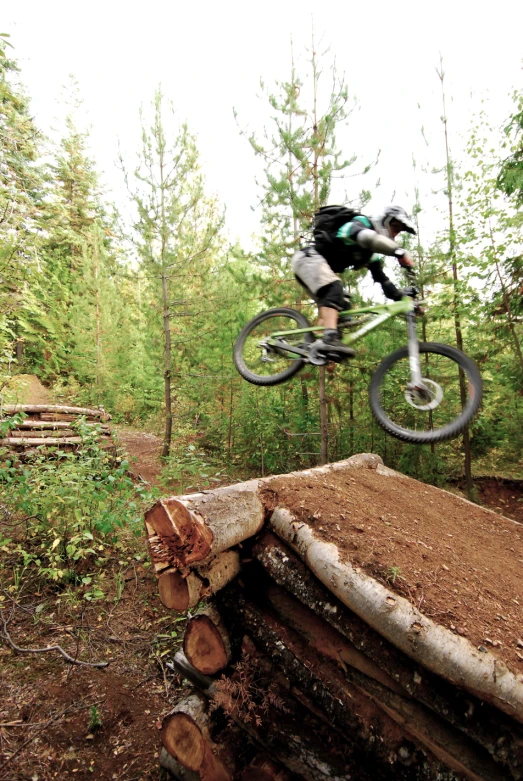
[0,568,187,780]
[4,374,53,406]
[266,466,523,677]
[0,378,184,780]
[114,427,164,486]
[469,478,523,526]
[4,375,523,777]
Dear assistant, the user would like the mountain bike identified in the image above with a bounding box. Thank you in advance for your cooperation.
[233,287,482,445]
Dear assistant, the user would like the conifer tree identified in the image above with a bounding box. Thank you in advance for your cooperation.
[239,36,360,464]
[126,90,223,457]
[0,34,44,366]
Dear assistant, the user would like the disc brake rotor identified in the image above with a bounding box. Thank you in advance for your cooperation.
[405,378,443,411]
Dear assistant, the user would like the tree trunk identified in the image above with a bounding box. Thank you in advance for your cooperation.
[438,58,473,498]
[162,271,173,458]
[146,455,383,571]
[318,367,328,464]
[155,551,240,610]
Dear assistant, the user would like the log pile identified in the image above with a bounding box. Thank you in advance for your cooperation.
[144,454,523,780]
[0,404,113,451]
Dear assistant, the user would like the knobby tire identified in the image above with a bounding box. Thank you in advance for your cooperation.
[369,342,483,444]
[233,307,313,387]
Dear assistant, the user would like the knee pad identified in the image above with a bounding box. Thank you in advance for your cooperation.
[316,280,345,310]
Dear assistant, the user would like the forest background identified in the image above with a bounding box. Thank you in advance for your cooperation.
[2,8,523,774]
[2,4,523,522]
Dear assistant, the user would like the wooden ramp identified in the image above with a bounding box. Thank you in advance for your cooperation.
[144,455,523,781]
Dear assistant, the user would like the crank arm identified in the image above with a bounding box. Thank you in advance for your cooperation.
[264,341,310,358]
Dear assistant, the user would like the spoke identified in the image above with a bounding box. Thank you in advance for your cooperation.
[379,353,469,433]
[241,315,307,379]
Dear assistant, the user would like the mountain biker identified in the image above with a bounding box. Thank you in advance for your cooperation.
[292,205,416,358]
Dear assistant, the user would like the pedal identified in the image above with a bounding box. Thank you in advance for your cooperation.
[324,350,353,364]
[307,342,354,365]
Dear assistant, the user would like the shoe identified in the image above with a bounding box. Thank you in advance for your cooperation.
[317,329,355,358]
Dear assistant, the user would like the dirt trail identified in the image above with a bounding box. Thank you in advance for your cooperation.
[4,373,53,405]
[113,428,164,485]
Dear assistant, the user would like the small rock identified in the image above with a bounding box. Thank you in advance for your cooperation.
[478,645,487,653]
[517,639,523,649]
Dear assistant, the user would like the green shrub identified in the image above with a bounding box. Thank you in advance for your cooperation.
[0,418,156,585]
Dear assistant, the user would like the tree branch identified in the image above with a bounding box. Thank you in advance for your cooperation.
[0,609,109,668]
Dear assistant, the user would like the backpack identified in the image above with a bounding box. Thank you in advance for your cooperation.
[313,205,362,245]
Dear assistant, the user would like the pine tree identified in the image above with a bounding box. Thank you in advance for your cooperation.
[126,90,223,457]
[239,36,360,464]
[18,87,129,409]
[0,34,44,367]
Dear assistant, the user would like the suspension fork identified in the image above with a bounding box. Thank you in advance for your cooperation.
[406,312,423,387]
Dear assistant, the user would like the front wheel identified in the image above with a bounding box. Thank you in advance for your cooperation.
[369,342,483,444]
[233,307,314,386]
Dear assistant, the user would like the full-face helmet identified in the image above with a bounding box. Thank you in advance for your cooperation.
[375,205,417,237]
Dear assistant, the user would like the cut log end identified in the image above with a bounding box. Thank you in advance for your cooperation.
[240,756,292,781]
[161,713,205,772]
[184,614,229,674]
[158,569,201,612]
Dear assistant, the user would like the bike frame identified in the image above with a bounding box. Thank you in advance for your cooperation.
[269,296,425,386]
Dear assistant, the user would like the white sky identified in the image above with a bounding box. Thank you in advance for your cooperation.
[4,0,523,249]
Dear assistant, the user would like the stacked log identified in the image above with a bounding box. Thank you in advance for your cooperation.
[144,455,523,780]
[0,404,113,451]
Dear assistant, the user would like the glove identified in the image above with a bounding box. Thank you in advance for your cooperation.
[394,248,415,269]
[400,286,419,298]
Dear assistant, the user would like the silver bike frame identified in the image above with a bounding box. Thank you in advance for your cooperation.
[406,310,423,387]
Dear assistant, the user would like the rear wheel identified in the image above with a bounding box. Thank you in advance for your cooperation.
[233,308,314,386]
[369,342,483,444]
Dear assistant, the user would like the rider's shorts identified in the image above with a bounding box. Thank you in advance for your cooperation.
[292,246,345,310]
[292,246,338,293]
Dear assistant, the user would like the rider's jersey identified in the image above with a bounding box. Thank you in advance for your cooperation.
[313,215,403,301]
